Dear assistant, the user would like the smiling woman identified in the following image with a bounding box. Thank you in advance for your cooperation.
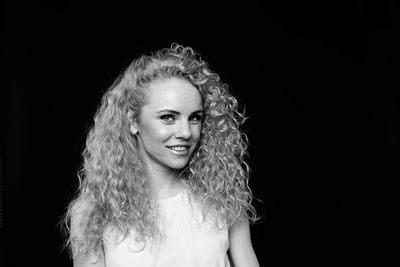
[62,44,260,267]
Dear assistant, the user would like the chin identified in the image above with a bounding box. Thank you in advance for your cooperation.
[167,159,190,170]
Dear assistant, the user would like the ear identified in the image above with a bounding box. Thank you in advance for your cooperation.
[127,110,139,135]
[130,121,138,135]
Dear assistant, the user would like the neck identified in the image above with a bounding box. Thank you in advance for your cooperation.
[146,165,184,201]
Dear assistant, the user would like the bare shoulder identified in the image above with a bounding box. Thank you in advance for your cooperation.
[70,198,105,267]
[229,219,260,267]
[70,198,93,236]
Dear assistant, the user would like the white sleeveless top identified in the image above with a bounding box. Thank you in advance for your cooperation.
[103,189,231,267]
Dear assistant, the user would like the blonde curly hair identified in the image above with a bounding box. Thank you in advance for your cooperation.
[62,43,258,260]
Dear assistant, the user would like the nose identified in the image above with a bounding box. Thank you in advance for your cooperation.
[175,120,192,140]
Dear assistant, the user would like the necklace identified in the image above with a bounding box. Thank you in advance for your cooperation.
[149,200,160,223]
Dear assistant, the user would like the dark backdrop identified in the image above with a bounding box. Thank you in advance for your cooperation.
[1,2,399,266]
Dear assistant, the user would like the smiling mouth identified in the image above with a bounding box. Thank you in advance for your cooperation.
[166,145,190,155]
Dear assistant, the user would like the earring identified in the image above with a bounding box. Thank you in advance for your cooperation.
[130,124,138,135]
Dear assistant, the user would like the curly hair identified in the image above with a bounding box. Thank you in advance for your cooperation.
[62,43,258,260]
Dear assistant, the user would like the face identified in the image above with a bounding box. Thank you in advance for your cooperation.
[131,77,203,173]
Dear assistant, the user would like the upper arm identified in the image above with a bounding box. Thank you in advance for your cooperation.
[70,200,105,267]
[228,219,259,267]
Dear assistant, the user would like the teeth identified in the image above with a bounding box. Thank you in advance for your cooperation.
[168,146,188,151]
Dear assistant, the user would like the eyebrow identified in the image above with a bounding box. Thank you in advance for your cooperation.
[156,109,204,115]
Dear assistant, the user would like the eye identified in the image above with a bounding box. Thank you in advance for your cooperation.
[160,114,175,122]
[190,114,203,123]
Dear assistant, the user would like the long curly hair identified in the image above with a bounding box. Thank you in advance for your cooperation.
[62,43,258,260]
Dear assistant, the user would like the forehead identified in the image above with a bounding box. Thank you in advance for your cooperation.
[143,77,203,111]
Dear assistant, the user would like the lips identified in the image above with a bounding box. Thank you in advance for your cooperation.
[166,145,191,155]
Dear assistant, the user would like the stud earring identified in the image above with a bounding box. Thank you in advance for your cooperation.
[130,124,138,135]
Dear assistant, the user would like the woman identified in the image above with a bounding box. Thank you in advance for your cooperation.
[63,44,259,267]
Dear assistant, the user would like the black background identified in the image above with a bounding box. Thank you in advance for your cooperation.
[1,2,399,266]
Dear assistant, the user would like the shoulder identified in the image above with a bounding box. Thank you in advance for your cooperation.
[70,197,94,238]
[228,219,260,267]
[69,198,107,266]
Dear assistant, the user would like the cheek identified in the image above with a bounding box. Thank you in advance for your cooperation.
[142,123,171,142]
[193,125,202,142]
